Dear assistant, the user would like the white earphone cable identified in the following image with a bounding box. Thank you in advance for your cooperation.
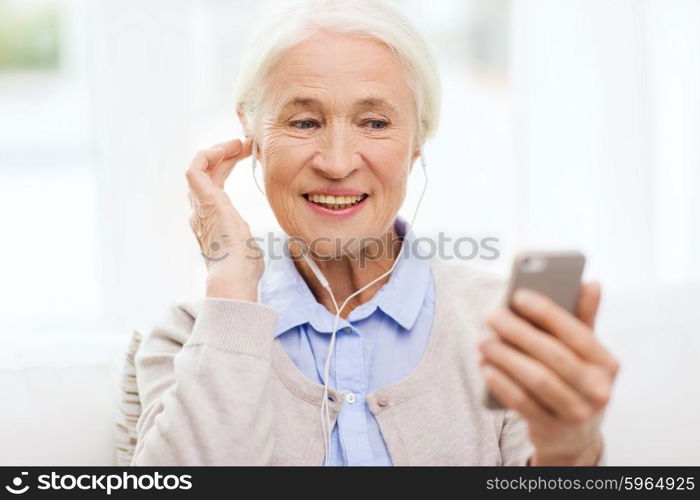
[251,138,265,196]
[312,152,429,466]
[249,138,429,465]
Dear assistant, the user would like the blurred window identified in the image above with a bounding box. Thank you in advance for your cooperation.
[0,0,101,334]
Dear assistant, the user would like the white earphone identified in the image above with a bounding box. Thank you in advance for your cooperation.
[250,136,429,465]
[251,137,265,195]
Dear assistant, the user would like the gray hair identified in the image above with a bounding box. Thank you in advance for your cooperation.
[233,0,441,146]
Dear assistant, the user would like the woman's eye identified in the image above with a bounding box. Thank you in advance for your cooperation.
[290,119,388,130]
[291,120,317,130]
[365,120,389,130]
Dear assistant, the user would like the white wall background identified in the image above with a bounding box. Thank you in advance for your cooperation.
[0,0,698,465]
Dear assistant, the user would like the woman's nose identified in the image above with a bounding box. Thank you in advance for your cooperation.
[312,127,360,179]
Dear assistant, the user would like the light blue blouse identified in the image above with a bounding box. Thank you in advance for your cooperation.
[259,216,435,466]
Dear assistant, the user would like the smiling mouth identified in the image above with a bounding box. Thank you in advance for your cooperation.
[302,193,369,210]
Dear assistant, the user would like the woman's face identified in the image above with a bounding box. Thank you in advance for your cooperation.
[254,30,420,258]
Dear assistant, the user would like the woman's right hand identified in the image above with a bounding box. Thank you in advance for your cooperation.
[185,137,264,302]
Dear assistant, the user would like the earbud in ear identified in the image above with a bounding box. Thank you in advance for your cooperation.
[251,136,257,165]
[250,137,265,196]
[419,147,427,172]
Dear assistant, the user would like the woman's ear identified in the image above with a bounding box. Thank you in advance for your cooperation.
[236,107,252,137]
[409,146,421,172]
[412,148,421,163]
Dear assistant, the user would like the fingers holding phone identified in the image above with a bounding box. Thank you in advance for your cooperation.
[577,281,602,329]
[478,251,619,465]
[481,251,586,410]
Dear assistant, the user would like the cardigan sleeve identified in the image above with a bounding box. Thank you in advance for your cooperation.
[130,298,278,465]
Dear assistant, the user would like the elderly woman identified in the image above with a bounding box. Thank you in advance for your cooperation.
[131,0,618,466]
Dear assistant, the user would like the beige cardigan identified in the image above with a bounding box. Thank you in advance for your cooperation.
[131,258,542,466]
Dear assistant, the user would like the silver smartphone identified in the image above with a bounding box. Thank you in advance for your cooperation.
[482,250,586,410]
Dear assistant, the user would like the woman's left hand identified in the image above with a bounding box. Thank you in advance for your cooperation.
[480,282,620,465]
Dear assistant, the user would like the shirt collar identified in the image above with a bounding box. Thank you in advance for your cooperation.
[259,215,431,337]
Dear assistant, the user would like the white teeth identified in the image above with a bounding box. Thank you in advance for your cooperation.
[319,194,326,203]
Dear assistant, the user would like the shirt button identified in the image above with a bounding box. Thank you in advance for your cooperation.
[377,397,389,407]
[345,392,357,404]
[343,327,352,334]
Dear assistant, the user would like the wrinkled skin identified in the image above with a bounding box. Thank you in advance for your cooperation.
[187,30,421,307]
[186,137,261,301]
